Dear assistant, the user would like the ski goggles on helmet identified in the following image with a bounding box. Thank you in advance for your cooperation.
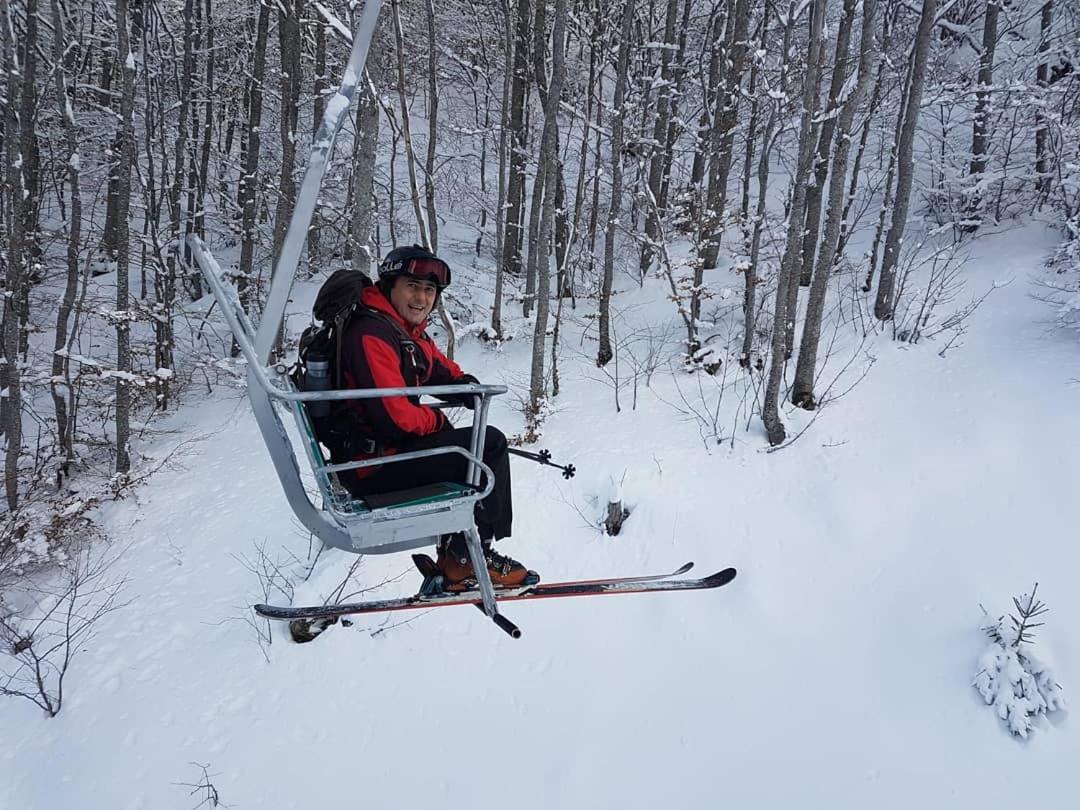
[382,255,452,290]
[403,257,451,289]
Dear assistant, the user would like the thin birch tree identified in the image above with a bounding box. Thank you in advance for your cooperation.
[792,0,878,408]
[761,0,827,446]
[597,0,636,368]
[875,0,940,321]
[527,0,568,422]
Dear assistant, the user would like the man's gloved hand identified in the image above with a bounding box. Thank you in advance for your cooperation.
[435,374,480,409]
[454,374,480,409]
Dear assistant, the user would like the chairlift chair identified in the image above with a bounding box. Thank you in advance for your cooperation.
[187,0,521,637]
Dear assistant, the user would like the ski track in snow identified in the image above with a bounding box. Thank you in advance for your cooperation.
[2,226,1078,809]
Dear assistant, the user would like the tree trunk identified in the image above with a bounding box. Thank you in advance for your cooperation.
[191,0,214,299]
[836,5,893,263]
[792,0,878,409]
[1,0,35,507]
[159,0,197,406]
[273,0,303,271]
[658,0,694,213]
[351,73,380,275]
[696,0,751,276]
[800,0,858,284]
[237,1,270,312]
[863,52,911,292]
[499,0,531,285]
[554,162,571,298]
[527,0,568,420]
[114,0,137,474]
[309,7,327,263]
[761,0,827,446]
[491,0,513,336]
[49,0,82,480]
[424,0,440,251]
[181,0,203,292]
[740,9,782,368]
[689,6,724,223]
[1034,2,1053,197]
[522,0,550,318]
[567,0,601,295]
[963,0,1001,230]
[390,0,430,247]
[597,0,635,368]
[639,0,680,279]
[875,0,939,321]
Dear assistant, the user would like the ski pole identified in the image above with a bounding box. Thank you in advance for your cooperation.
[507,447,576,479]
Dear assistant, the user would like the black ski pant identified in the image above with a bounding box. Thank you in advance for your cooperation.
[346,425,513,542]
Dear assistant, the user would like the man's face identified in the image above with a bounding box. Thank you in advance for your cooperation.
[389,275,438,327]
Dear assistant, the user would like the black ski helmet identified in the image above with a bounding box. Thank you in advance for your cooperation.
[378,244,452,292]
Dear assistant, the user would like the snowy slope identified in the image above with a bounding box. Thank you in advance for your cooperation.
[2,224,1077,809]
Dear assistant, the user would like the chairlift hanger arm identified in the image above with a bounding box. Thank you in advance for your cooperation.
[254,0,385,366]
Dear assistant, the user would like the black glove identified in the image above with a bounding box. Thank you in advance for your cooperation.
[436,374,480,409]
[454,374,480,409]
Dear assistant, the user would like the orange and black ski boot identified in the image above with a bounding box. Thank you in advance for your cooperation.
[414,533,539,594]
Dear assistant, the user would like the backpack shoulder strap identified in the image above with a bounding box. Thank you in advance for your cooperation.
[338,305,425,387]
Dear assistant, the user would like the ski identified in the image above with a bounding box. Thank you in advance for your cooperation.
[254,566,735,622]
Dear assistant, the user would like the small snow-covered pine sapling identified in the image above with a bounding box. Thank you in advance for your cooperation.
[973,583,1066,739]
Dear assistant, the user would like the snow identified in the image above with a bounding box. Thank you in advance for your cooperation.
[2,225,1078,807]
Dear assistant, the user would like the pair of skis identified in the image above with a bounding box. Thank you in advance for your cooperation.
[254,562,736,626]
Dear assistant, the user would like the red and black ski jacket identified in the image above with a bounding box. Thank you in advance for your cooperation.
[339,285,469,474]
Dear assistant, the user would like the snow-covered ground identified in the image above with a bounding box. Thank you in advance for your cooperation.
[2,223,1077,809]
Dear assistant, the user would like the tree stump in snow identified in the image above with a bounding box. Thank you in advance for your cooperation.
[604,500,629,535]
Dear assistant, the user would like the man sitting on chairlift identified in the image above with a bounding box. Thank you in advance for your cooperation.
[338,245,538,591]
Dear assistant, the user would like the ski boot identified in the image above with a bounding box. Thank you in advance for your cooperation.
[413,533,539,595]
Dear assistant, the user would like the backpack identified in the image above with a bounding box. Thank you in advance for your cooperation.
[292,269,375,461]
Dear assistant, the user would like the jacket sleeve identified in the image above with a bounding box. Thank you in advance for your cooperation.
[343,331,448,441]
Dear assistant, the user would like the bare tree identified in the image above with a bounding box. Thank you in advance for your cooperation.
[424,0,440,251]
[793,0,878,409]
[597,0,636,368]
[236,0,270,312]
[498,0,531,307]
[390,0,431,246]
[48,0,83,481]
[522,0,559,319]
[638,0,681,279]
[741,6,789,367]
[527,0,568,424]
[761,0,827,446]
[113,0,137,474]
[963,0,1002,229]
[1034,2,1054,197]
[309,4,327,262]
[351,74,381,274]
[697,0,752,272]
[491,0,514,336]
[273,0,304,269]
[1,546,127,717]
[875,0,940,321]
[800,0,860,284]
[1,0,35,508]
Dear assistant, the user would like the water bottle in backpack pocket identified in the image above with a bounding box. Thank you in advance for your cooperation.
[304,351,332,419]
[293,324,335,419]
